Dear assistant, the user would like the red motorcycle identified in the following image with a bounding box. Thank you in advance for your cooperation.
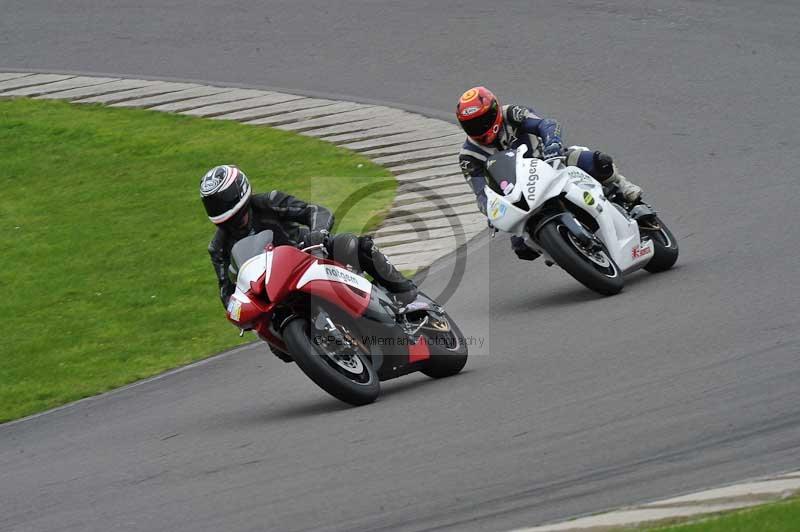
[224,230,468,406]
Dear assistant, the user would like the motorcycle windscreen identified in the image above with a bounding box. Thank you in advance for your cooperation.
[230,230,274,278]
[485,150,518,194]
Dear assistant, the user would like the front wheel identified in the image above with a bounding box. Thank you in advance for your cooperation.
[641,217,679,273]
[283,317,380,406]
[538,220,624,296]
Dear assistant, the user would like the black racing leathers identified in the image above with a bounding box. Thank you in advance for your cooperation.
[209,191,334,305]
[209,190,417,307]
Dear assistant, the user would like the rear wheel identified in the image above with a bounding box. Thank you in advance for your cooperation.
[538,220,624,296]
[641,217,679,273]
[420,312,468,379]
[283,316,380,406]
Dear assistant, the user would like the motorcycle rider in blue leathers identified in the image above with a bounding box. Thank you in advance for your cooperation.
[456,86,643,260]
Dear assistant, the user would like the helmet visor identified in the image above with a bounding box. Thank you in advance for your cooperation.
[220,202,251,236]
[460,104,499,138]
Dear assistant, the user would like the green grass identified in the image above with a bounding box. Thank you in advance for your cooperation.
[0,97,395,422]
[634,496,800,531]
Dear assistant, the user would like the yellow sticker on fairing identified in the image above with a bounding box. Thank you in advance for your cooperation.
[227,299,242,321]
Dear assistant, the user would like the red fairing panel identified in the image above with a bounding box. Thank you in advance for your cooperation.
[263,247,374,318]
[298,280,370,317]
[266,246,316,304]
[294,260,373,317]
[254,320,288,351]
[226,291,266,329]
[408,338,431,363]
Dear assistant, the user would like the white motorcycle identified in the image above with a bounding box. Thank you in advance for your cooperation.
[485,146,678,295]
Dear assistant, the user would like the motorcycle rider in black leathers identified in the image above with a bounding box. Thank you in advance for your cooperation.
[200,165,417,308]
[455,86,643,260]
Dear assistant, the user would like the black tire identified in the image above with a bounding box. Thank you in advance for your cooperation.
[642,217,679,273]
[538,220,624,296]
[283,318,380,406]
[420,312,469,379]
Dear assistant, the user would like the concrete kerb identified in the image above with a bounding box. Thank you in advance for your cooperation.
[36,79,164,101]
[276,105,403,131]
[280,110,421,138]
[322,123,452,144]
[373,145,461,166]
[179,92,306,117]
[512,471,800,532]
[216,98,338,122]
[359,133,463,156]
[0,71,481,274]
[109,85,234,108]
[342,129,461,151]
[1,76,120,97]
[149,89,268,112]
[0,73,74,92]
[0,72,34,82]
[72,81,202,104]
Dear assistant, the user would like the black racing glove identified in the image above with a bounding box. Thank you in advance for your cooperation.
[300,229,330,258]
[301,229,329,248]
[593,151,616,181]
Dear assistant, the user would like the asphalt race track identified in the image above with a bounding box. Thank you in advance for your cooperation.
[2,1,800,531]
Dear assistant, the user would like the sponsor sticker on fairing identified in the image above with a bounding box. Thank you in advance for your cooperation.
[489,197,506,220]
[324,266,361,286]
[632,244,653,259]
[227,298,242,321]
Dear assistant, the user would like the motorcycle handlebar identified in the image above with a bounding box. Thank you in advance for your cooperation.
[301,243,328,258]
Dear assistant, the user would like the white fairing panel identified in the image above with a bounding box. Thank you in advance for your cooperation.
[484,147,655,273]
[296,262,373,295]
[486,158,568,234]
[560,177,652,272]
[486,189,528,233]
[235,253,268,293]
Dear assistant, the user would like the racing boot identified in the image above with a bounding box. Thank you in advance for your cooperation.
[593,151,642,203]
[510,235,539,261]
[357,236,418,305]
[610,173,643,203]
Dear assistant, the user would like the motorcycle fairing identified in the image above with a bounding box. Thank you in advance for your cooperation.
[294,260,373,317]
[559,172,653,272]
[485,148,655,272]
[225,243,443,380]
[227,252,270,329]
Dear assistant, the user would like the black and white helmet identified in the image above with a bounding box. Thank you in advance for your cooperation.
[200,165,251,225]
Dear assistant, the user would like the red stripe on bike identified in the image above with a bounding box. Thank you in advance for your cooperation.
[408,339,430,363]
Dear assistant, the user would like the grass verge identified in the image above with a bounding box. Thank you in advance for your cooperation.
[0,97,395,422]
[634,496,800,531]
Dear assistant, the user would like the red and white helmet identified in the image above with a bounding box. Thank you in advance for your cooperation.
[456,86,503,145]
